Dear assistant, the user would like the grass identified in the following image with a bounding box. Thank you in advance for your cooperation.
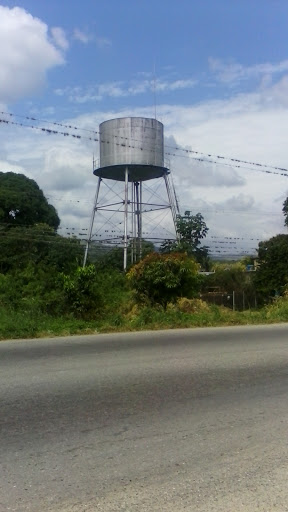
[1,296,288,341]
[0,307,98,340]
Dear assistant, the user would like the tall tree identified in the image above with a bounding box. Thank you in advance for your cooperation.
[0,172,59,229]
[282,197,288,227]
[254,234,288,299]
[0,223,83,273]
[0,173,83,274]
[160,211,210,269]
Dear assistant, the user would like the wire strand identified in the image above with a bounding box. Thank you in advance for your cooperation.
[1,112,288,177]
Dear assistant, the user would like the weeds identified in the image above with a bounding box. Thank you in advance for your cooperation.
[1,282,288,342]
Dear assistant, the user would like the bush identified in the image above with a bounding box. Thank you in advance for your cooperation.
[61,265,104,319]
[175,297,210,314]
[254,234,288,301]
[0,265,65,315]
[127,252,201,307]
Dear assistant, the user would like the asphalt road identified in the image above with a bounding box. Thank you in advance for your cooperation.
[1,325,288,512]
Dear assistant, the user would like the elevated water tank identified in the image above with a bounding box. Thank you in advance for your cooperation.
[94,117,168,182]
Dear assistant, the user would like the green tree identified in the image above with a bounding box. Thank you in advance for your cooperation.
[0,172,59,229]
[0,173,83,274]
[160,211,210,269]
[203,261,247,293]
[201,261,257,309]
[61,265,103,319]
[93,240,155,270]
[0,223,83,273]
[254,234,288,299]
[127,252,201,307]
[0,263,66,315]
[282,197,288,227]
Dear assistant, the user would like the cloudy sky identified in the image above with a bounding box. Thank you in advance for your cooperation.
[1,0,288,257]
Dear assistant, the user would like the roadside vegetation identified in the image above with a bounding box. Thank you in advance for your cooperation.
[1,172,288,341]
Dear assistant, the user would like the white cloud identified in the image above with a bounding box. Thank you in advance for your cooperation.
[128,81,150,95]
[157,78,197,91]
[96,37,112,48]
[29,106,56,117]
[98,82,126,98]
[72,29,111,48]
[54,77,197,103]
[51,27,69,51]
[41,146,91,192]
[1,72,288,254]
[216,193,255,211]
[73,28,90,44]
[0,160,25,174]
[0,6,66,103]
[209,57,288,85]
[168,152,246,188]
[137,71,153,78]
[0,6,64,103]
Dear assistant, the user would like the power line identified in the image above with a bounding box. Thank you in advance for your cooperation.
[165,151,288,178]
[48,195,285,218]
[1,111,288,178]
[0,117,98,143]
[0,230,259,257]
[0,111,99,135]
[0,216,280,242]
[0,224,264,248]
[165,146,288,174]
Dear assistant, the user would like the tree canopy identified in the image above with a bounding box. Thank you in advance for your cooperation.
[94,240,155,270]
[0,223,83,273]
[0,172,83,274]
[127,252,201,306]
[160,211,210,269]
[282,197,288,227]
[203,261,248,293]
[254,234,288,298]
[0,172,59,229]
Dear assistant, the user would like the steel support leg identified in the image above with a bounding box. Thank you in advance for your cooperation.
[139,181,143,259]
[83,177,102,267]
[123,167,129,271]
[163,172,178,238]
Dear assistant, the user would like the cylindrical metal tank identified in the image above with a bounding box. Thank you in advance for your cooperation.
[94,117,168,181]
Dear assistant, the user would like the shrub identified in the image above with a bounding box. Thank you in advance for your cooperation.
[176,297,210,314]
[127,252,201,307]
[61,265,103,319]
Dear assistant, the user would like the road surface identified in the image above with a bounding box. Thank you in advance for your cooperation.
[1,325,288,511]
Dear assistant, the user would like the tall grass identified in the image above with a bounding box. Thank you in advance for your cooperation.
[1,295,288,341]
[0,307,99,340]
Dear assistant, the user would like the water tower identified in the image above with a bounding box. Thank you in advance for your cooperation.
[83,117,179,269]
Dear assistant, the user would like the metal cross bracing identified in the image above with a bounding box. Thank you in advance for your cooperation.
[83,168,179,270]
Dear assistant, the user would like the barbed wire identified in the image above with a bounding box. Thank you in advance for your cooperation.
[0,186,284,218]
[0,117,98,142]
[0,235,257,256]
[0,226,262,250]
[0,219,277,243]
[2,110,288,172]
[0,111,285,256]
[1,112,288,178]
[0,111,99,134]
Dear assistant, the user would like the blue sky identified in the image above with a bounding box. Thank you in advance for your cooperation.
[3,0,288,113]
[1,0,288,255]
